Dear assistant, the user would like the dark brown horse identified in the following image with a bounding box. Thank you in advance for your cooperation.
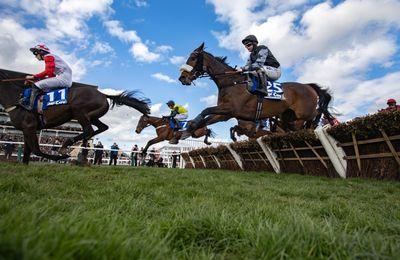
[135,115,212,154]
[0,69,150,164]
[230,118,286,142]
[178,43,334,133]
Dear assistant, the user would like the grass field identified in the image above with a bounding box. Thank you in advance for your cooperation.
[0,163,399,259]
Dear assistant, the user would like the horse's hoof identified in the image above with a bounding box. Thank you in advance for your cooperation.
[205,141,212,145]
[169,138,179,145]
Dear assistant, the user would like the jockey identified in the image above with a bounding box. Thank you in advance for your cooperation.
[166,100,188,144]
[385,98,400,111]
[23,44,73,110]
[238,35,281,95]
[166,100,188,129]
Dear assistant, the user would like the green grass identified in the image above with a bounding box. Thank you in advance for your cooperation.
[0,163,399,259]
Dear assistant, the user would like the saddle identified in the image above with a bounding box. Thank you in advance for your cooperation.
[169,118,188,131]
[246,72,284,100]
[21,87,69,114]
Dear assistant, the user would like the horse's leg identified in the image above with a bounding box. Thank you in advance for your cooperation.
[192,128,212,145]
[23,131,69,161]
[60,114,94,155]
[189,105,232,130]
[143,136,164,154]
[230,126,238,142]
[22,139,31,165]
[91,118,109,136]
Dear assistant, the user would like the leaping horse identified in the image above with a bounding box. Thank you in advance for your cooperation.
[135,115,213,154]
[0,69,150,164]
[178,43,334,133]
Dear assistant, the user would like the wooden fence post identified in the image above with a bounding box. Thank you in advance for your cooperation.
[314,125,347,178]
[199,155,207,168]
[213,155,221,168]
[226,144,244,170]
[189,155,196,169]
[256,137,281,173]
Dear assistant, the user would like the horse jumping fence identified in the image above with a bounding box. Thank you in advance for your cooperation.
[181,111,400,180]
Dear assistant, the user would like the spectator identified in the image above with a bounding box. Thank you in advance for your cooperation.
[109,142,119,165]
[94,141,104,165]
[382,98,400,112]
[131,144,138,166]
[17,144,23,163]
[172,151,180,168]
[3,137,15,160]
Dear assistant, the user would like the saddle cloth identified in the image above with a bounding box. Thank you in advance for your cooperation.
[22,88,69,113]
[169,119,189,131]
[248,74,284,100]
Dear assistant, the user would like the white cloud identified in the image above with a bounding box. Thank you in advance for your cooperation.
[130,42,161,63]
[104,20,140,43]
[169,55,186,65]
[104,19,168,63]
[91,41,115,54]
[155,45,173,53]
[134,0,148,7]
[200,94,218,106]
[151,72,177,83]
[0,0,114,80]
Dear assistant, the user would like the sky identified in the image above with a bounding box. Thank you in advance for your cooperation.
[0,0,399,150]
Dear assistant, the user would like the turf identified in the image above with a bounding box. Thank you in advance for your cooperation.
[0,163,399,259]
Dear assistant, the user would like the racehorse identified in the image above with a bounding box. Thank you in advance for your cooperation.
[0,69,150,164]
[230,118,285,142]
[135,115,213,154]
[178,43,334,133]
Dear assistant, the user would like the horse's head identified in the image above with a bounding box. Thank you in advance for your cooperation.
[135,115,150,134]
[179,43,207,85]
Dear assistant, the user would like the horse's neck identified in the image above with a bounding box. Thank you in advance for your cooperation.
[149,117,164,128]
[205,55,247,89]
[0,84,22,108]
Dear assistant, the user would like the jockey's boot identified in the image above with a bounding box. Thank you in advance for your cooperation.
[255,70,268,96]
[19,85,41,111]
[169,130,179,145]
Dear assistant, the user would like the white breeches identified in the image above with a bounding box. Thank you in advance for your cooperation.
[262,66,281,81]
[35,74,72,91]
[175,113,188,121]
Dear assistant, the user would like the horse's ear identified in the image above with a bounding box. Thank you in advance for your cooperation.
[197,42,205,51]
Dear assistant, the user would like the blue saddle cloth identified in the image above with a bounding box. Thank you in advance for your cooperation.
[249,74,284,100]
[169,119,188,130]
[22,88,69,110]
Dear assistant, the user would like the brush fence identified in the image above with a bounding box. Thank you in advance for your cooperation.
[181,122,399,180]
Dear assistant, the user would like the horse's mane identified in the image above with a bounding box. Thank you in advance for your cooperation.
[215,56,229,65]
[204,51,234,70]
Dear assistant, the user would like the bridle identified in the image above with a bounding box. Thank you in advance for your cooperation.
[180,51,209,80]
[180,51,241,82]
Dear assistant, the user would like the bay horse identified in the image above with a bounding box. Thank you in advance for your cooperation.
[0,69,150,164]
[178,43,334,133]
[230,118,286,142]
[135,115,213,154]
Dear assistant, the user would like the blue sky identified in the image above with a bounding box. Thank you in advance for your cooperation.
[1,0,400,150]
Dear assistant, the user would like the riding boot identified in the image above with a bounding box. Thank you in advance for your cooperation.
[169,130,179,144]
[256,70,268,96]
[20,85,41,111]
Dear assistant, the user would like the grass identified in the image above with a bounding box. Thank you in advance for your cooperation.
[0,163,399,259]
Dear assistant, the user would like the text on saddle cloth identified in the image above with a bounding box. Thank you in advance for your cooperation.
[23,88,69,112]
[169,119,189,131]
[248,74,284,100]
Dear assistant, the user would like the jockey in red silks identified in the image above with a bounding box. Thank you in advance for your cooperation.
[23,44,73,110]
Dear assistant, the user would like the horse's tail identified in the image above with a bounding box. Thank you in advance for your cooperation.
[106,91,151,115]
[308,83,334,126]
